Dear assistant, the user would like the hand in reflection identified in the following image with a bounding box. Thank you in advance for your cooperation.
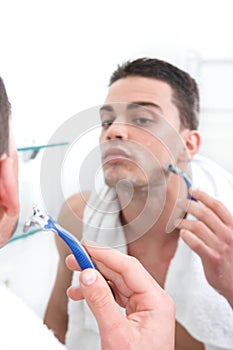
[178,189,233,308]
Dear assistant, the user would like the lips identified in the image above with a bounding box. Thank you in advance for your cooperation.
[102,146,132,163]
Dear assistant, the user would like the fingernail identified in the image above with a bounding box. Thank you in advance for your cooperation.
[81,269,97,286]
[180,229,186,236]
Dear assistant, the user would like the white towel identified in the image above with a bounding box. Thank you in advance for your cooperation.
[66,183,126,350]
[66,154,233,350]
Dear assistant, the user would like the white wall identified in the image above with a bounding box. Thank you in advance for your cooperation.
[0,0,232,220]
[0,0,233,321]
[0,0,233,146]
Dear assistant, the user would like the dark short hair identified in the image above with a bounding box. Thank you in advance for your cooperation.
[109,58,199,130]
[0,77,11,157]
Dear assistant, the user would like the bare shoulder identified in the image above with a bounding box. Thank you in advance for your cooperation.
[55,191,91,258]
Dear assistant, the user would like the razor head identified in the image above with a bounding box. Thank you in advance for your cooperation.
[166,163,192,191]
[23,205,50,233]
[166,163,181,176]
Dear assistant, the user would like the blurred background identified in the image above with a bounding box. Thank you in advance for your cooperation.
[0,0,232,319]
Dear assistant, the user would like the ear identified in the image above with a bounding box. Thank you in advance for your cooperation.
[0,156,19,217]
[179,129,201,160]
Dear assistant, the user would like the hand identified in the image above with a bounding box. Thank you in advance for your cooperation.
[66,243,175,350]
[178,189,233,308]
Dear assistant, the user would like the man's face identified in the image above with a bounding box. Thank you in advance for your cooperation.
[99,76,187,188]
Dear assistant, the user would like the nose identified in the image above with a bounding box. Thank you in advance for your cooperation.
[105,121,129,140]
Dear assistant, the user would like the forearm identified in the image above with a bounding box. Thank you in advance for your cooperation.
[44,298,68,344]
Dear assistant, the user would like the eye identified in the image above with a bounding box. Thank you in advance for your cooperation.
[134,117,153,126]
[101,120,114,128]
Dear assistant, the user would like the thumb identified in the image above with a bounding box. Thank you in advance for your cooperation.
[79,269,124,333]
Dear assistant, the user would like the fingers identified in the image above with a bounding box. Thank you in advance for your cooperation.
[180,190,232,241]
[192,189,233,226]
[180,229,217,260]
[66,254,81,271]
[179,218,218,248]
[184,198,226,237]
[77,268,125,333]
[81,242,160,296]
[66,243,166,311]
[67,284,83,301]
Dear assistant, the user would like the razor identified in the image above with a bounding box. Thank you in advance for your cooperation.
[166,163,197,201]
[23,205,96,270]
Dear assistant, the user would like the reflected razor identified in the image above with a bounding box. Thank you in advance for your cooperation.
[166,163,197,201]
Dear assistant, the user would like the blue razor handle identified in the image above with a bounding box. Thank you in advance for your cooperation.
[45,218,96,270]
[45,218,115,298]
[166,163,197,202]
[182,176,197,202]
[24,205,116,298]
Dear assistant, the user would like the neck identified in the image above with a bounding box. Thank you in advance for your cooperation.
[117,172,187,244]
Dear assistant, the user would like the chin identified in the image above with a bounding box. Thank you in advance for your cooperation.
[103,170,145,189]
[103,172,127,187]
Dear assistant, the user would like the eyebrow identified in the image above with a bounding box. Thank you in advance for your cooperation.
[99,102,162,113]
[127,101,162,112]
[99,104,114,112]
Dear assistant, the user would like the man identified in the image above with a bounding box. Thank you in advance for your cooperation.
[0,77,19,247]
[0,75,176,349]
[0,76,67,349]
[44,58,233,350]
